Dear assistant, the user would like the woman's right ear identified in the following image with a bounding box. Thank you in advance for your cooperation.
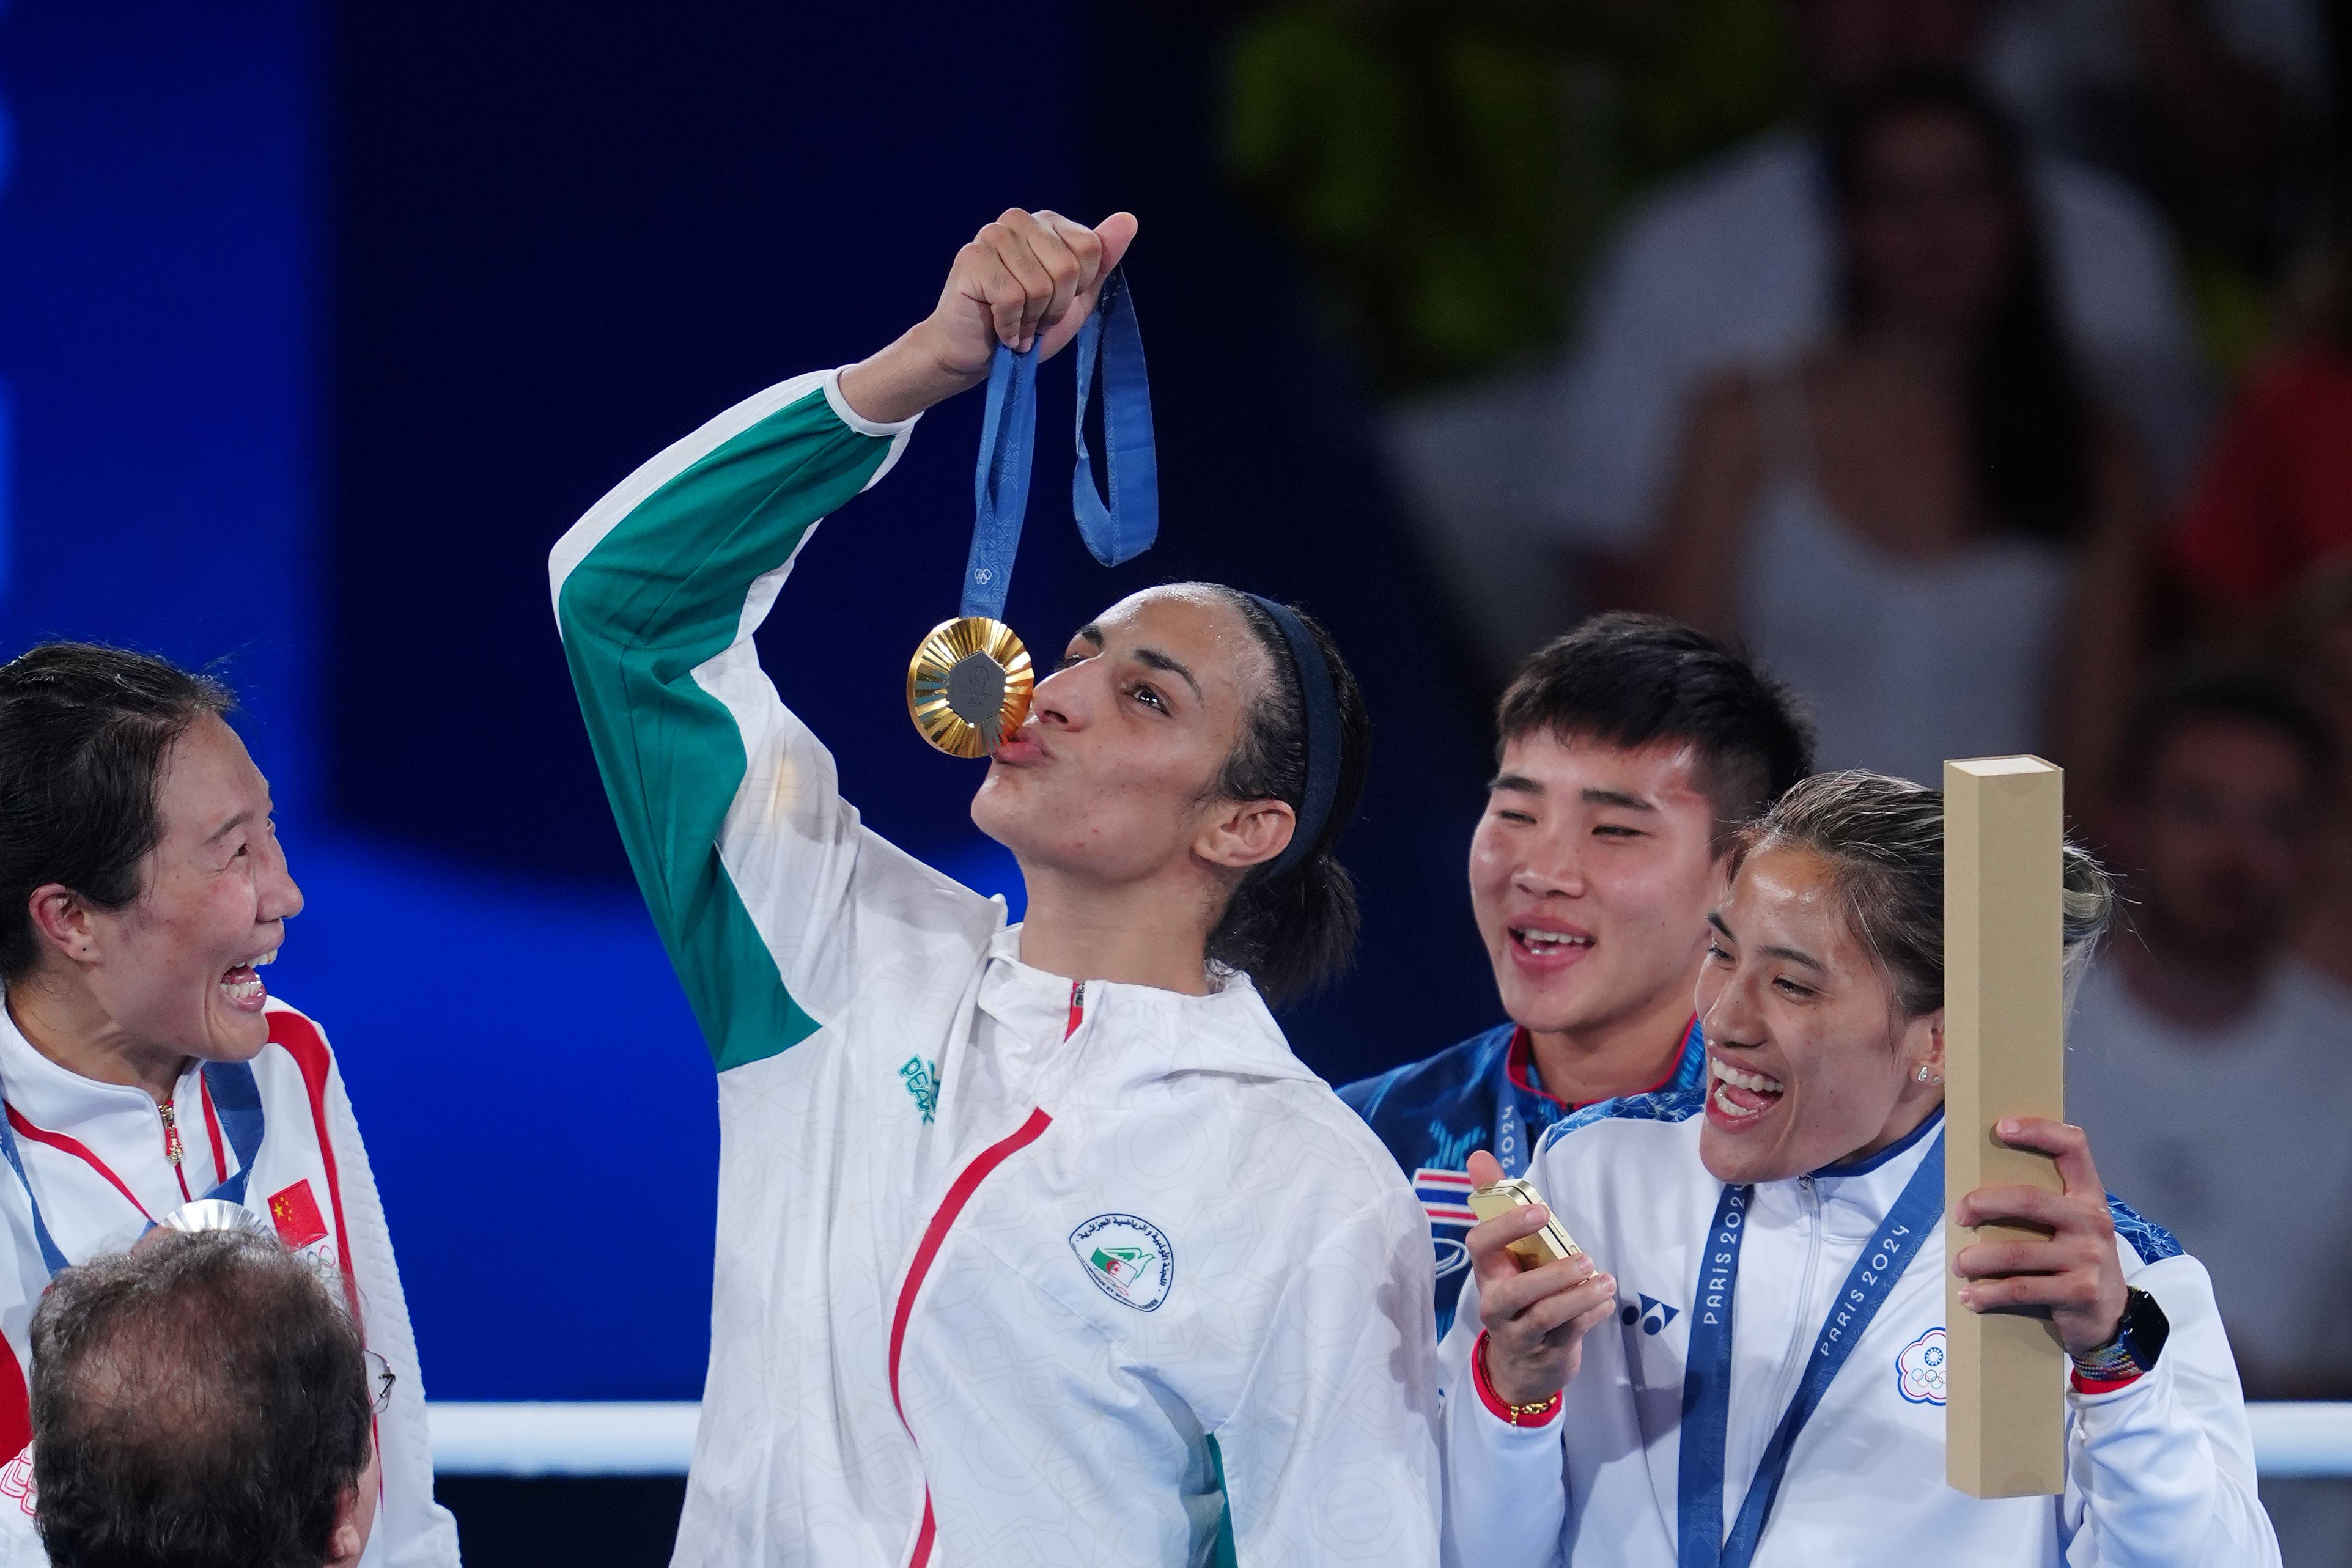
[1902,1009,1946,1086]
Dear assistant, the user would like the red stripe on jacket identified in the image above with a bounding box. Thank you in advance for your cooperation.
[5,1108,152,1221]
[264,1010,361,1317]
[887,1105,1056,1567]
[887,982,1078,1565]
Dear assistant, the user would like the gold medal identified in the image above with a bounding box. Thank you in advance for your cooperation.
[915,273,1153,757]
[905,616,1034,757]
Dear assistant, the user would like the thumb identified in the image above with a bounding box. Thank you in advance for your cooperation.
[1093,210,1139,279]
[1467,1149,1504,1187]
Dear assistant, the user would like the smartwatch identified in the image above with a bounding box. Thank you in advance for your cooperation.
[2071,1287,2170,1382]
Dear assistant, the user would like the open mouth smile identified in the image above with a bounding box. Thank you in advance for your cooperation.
[219,949,278,1012]
[1508,925,1594,965]
[1708,1053,1785,1124]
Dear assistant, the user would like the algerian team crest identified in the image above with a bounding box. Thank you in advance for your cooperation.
[1069,1213,1174,1312]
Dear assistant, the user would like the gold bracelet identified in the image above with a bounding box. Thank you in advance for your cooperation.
[1475,1332,1564,1427]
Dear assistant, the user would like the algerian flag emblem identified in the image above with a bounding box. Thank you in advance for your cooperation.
[1068,1213,1175,1312]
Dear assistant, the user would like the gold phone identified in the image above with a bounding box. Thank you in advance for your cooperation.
[1467,1177,1584,1268]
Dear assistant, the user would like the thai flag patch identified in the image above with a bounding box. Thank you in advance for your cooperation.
[1415,1168,1476,1279]
[1414,1168,1476,1226]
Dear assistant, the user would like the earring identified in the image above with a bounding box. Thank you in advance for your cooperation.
[1915,1064,1933,1083]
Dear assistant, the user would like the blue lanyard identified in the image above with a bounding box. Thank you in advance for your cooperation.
[1494,1084,1531,1180]
[0,1061,267,1279]
[962,267,1159,623]
[1676,1128,1945,1568]
[1495,1017,1705,1180]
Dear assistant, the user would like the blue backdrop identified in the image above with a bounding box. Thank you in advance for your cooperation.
[2,0,1502,1400]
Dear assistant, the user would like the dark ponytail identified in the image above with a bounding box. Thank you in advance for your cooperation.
[1201,590,1372,1006]
[0,644,235,983]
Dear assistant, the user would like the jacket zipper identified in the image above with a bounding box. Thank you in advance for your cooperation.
[158,1097,192,1204]
[1754,1176,1824,1458]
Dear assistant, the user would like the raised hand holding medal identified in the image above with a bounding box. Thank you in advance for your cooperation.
[895,210,1159,757]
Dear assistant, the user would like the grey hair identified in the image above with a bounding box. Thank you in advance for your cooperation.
[1737,770,2114,1024]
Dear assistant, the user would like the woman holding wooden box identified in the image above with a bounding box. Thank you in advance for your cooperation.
[1441,771,2275,1567]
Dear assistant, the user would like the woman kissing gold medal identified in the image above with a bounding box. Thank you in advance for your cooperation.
[907,265,1157,756]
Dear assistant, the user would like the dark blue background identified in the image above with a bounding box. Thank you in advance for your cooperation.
[2,0,1499,1399]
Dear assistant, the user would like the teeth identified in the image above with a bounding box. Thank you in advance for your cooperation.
[1514,929,1592,948]
[1709,1056,1784,1094]
[219,974,264,1001]
[254,950,277,967]
[1712,1083,1764,1120]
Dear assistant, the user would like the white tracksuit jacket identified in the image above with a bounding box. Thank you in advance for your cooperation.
[1439,1091,2277,1567]
[550,367,1442,1567]
[0,1001,458,1568]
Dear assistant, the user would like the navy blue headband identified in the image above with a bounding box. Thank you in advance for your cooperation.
[1243,594,1341,878]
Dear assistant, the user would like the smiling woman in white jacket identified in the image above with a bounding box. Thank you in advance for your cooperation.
[549,210,1437,1567]
[1442,770,2276,1568]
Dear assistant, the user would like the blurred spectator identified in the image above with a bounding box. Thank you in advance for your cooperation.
[1228,0,1810,683]
[1646,72,2150,787]
[2066,668,2352,1566]
[28,1226,381,1568]
[1382,0,2202,685]
[2271,564,2352,989]
[1983,0,2331,361]
[1225,0,1802,395]
[1986,0,2329,197]
[2169,234,2352,621]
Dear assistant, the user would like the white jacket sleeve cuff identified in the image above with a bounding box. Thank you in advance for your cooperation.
[2063,1270,2279,1567]
[821,364,924,439]
[1438,1298,1568,1568]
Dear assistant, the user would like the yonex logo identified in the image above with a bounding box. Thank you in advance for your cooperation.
[1620,1293,1681,1336]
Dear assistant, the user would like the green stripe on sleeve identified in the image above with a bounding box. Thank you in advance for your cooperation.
[556,383,898,1070]
[1206,1434,1239,1567]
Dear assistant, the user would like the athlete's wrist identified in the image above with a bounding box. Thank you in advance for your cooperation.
[2069,1287,2167,1390]
[1474,1331,1564,1426]
[838,325,984,425]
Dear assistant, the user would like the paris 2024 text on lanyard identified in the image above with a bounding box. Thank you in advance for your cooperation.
[1676,1122,1947,1568]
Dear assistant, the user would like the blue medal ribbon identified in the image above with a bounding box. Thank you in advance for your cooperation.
[1676,1126,1945,1568]
[0,1061,268,1278]
[1495,1094,1528,1180]
[962,267,1158,623]
[1495,1017,1706,1180]
[0,1111,68,1277]
[199,1059,267,1207]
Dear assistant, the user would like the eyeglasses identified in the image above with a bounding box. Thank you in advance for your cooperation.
[363,1350,396,1417]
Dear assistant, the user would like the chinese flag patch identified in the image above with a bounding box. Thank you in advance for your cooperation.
[267,1180,328,1250]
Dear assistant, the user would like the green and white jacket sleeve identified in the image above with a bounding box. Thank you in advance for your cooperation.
[548,367,930,1070]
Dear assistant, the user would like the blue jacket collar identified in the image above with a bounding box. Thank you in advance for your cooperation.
[1810,1104,1945,1179]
